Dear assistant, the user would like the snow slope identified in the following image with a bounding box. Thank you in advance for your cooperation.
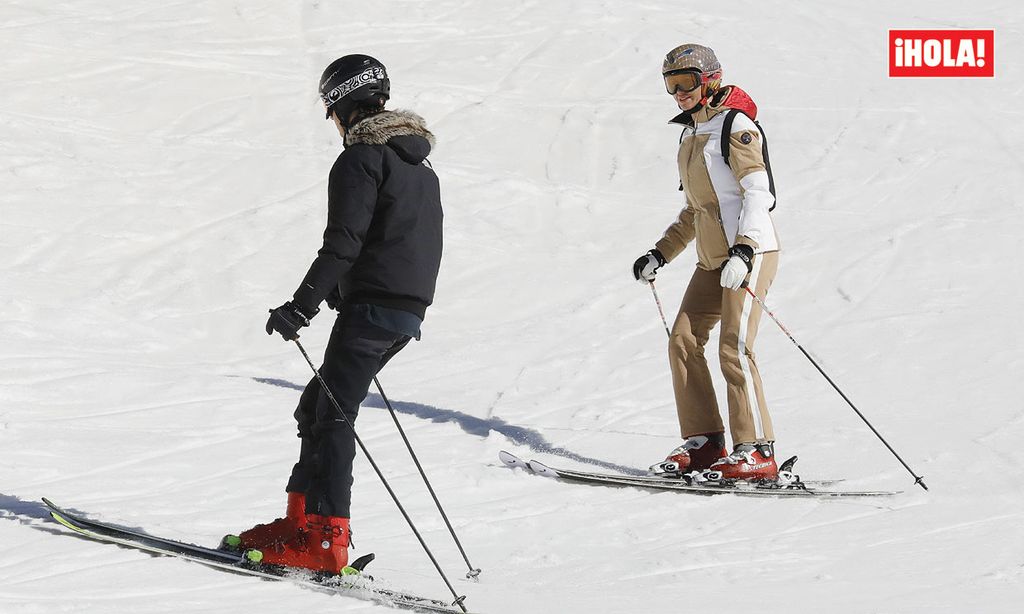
[2,1,1023,612]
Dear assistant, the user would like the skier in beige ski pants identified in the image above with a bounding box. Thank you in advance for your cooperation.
[634,44,780,460]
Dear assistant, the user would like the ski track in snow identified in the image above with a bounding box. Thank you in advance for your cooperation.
[3,1,1024,613]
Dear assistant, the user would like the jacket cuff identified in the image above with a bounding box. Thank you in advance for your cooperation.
[727,244,755,273]
[654,238,681,263]
[649,248,667,266]
[291,284,323,318]
[734,235,760,251]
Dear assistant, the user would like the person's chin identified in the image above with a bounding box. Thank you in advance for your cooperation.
[675,96,695,110]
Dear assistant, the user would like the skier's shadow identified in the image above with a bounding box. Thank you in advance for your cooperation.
[251,377,645,476]
[0,493,67,535]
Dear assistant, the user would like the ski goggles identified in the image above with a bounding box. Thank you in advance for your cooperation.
[663,70,703,94]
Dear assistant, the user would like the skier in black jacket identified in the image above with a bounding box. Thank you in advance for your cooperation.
[228,55,442,575]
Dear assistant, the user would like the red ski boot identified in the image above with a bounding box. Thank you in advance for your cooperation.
[222,492,307,551]
[649,433,728,476]
[709,443,778,481]
[254,514,351,575]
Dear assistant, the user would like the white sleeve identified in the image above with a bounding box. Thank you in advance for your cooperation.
[737,170,775,248]
[728,113,776,248]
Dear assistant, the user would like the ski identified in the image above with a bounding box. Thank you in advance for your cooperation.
[43,498,470,614]
[499,452,842,488]
[498,451,898,498]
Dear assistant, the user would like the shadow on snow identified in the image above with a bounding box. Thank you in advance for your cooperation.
[0,493,72,536]
[0,378,643,530]
[251,377,644,476]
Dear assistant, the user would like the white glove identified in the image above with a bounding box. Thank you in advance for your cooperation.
[632,249,666,284]
[720,245,754,290]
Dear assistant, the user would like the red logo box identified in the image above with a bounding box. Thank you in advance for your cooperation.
[889,30,994,77]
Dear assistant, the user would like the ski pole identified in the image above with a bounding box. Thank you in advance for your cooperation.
[649,280,671,338]
[373,376,482,579]
[293,340,469,612]
[744,287,928,491]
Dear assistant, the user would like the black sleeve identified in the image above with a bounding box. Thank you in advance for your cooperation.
[292,146,381,312]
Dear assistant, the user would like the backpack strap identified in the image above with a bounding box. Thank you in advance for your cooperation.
[721,109,776,212]
[721,109,739,167]
[758,120,776,212]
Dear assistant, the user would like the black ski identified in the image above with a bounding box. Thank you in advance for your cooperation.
[499,451,898,498]
[43,498,470,614]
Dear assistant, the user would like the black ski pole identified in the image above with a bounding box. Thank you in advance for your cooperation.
[374,376,482,580]
[744,287,928,491]
[292,340,469,612]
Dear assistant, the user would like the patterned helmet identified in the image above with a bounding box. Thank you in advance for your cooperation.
[662,44,721,75]
[319,54,390,121]
[662,44,722,98]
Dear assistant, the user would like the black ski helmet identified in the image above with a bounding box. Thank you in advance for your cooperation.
[319,54,390,123]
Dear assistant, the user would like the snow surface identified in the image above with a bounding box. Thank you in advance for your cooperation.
[2,1,1023,612]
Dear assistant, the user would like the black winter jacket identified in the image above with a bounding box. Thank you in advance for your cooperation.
[292,110,443,319]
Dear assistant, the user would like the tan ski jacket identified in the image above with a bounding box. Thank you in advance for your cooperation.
[655,86,779,271]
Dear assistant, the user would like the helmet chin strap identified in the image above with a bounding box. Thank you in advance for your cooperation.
[699,80,718,106]
[699,70,723,106]
[699,83,725,108]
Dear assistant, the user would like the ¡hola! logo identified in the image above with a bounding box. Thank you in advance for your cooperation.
[889,30,994,77]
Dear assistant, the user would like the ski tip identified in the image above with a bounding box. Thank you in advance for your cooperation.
[48,511,82,533]
[42,498,70,518]
[498,450,530,471]
[527,460,559,478]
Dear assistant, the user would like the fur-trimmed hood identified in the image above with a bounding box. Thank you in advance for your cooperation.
[344,110,436,164]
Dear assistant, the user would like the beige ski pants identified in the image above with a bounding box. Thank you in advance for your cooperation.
[668,252,778,445]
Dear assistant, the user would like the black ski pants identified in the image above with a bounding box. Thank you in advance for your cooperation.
[285,309,411,518]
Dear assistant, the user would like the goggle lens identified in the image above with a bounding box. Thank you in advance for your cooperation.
[664,71,701,94]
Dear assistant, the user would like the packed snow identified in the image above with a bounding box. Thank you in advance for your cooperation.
[2,1,1023,612]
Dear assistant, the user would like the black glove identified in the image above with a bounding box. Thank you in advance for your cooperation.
[632,249,666,284]
[265,301,318,341]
